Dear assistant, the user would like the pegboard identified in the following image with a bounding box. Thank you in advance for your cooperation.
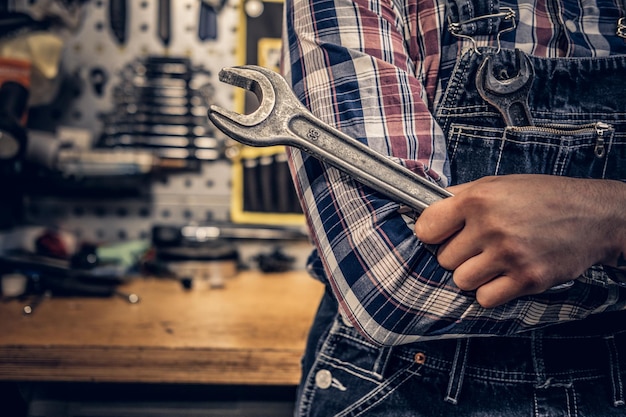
[13,0,288,244]
[24,160,233,242]
[30,0,242,133]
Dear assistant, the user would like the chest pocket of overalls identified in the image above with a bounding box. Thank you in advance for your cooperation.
[436,47,626,186]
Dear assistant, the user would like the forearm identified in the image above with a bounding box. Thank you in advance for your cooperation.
[283,0,456,344]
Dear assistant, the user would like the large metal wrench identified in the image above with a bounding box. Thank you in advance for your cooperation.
[476,49,535,127]
[207,65,452,214]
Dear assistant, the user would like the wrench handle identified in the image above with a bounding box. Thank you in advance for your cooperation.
[286,113,452,213]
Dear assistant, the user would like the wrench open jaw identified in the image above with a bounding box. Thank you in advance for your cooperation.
[208,65,452,214]
[207,66,278,139]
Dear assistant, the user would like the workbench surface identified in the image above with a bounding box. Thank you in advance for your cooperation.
[0,271,324,385]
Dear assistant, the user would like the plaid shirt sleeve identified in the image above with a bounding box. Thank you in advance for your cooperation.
[281,0,626,346]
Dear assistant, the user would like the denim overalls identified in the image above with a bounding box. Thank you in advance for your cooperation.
[295,2,626,416]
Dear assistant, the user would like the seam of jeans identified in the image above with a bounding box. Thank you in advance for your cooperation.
[334,362,425,417]
[295,317,345,417]
[566,385,578,416]
[372,346,393,379]
[532,331,547,388]
[317,355,383,385]
[444,338,470,405]
[604,334,625,407]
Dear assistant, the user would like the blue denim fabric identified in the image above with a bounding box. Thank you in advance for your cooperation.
[438,49,626,185]
[295,50,626,416]
[297,291,626,417]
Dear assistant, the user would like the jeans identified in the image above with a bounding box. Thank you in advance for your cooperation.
[297,290,626,416]
[295,50,626,416]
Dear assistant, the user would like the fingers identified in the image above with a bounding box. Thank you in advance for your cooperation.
[474,275,535,308]
[412,176,589,308]
[451,252,503,291]
[452,252,549,308]
[413,177,555,308]
[414,197,465,244]
[413,181,477,244]
[448,250,546,308]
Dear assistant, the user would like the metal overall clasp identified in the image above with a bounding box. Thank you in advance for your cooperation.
[448,7,517,54]
[618,17,626,39]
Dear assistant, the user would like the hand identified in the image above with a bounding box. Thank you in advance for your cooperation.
[414,175,625,308]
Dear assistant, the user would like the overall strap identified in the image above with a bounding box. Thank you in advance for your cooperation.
[445,0,504,37]
[619,0,626,38]
[445,0,517,53]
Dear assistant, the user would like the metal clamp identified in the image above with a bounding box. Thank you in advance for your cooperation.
[618,17,626,39]
[448,7,517,54]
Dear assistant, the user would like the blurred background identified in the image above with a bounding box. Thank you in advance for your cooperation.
[0,1,317,416]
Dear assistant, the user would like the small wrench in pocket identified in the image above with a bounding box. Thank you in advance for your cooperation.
[476,49,535,127]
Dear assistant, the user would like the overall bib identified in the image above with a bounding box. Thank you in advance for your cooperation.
[295,3,626,416]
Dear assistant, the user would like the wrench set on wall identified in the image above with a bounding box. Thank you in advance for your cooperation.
[98,56,223,163]
[3,0,243,242]
[0,2,312,282]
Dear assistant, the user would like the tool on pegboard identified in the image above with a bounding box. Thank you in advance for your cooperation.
[89,66,108,96]
[157,0,171,47]
[228,145,304,225]
[108,0,128,46]
[0,56,31,165]
[198,0,225,41]
[98,56,221,164]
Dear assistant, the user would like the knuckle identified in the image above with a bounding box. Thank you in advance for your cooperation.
[494,238,530,266]
[451,270,477,291]
[436,252,458,271]
[518,266,551,294]
[476,296,500,309]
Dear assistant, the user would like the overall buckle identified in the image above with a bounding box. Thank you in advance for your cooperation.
[448,7,517,54]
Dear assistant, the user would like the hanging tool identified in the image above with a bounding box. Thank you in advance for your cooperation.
[475,49,535,127]
[0,81,28,162]
[157,0,171,47]
[89,67,108,96]
[207,66,452,214]
[198,0,219,41]
[108,0,128,46]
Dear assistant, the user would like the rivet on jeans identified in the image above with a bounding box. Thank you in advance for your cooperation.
[414,352,426,364]
[315,369,333,389]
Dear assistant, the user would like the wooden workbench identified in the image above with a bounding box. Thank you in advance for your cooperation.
[0,271,324,386]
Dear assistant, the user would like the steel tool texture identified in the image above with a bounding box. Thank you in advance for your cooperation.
[207,65,452,214]
[476,49,535,127]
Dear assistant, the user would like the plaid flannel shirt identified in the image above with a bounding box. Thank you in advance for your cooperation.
[282,0,626,346]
